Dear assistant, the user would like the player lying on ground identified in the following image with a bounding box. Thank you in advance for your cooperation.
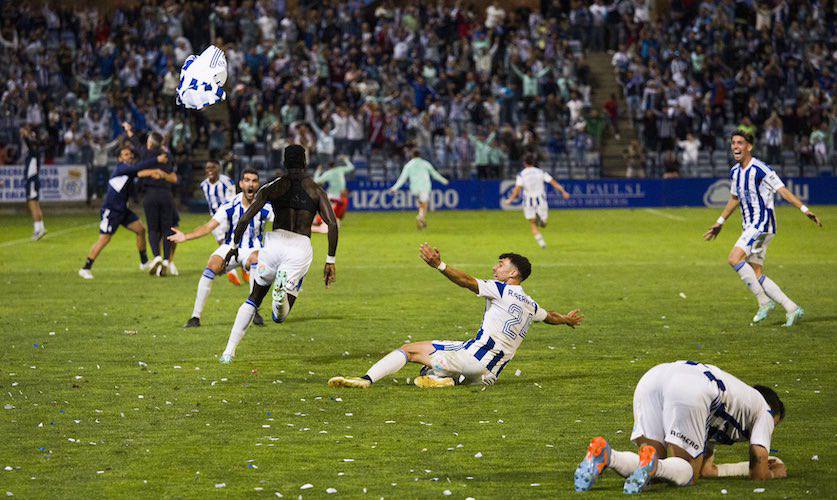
[328,244,582,389]
[502,154,571,248]
[168,167,271,327]
[704,129,821,326]
[199,160,242,284]
[79,146,169,279]
[219,144,339,363]
[574,360,787,494]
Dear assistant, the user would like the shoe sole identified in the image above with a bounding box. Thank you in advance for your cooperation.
[149,260,162,276]
[227,272,242,286]
[624,446,657,494]
[414,376,455,388]
[328,376,369,389]
[574,437,609,492]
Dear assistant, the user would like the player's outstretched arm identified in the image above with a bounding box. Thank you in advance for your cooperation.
[776,187,822,226]
[168,219,220,244]
[317,186,339,288]
[503,185,522,204]
[749,445,787,480]
[543,308,583,327]
[419,243,479,294]
[704,196,740,240]
[550,179,571,199]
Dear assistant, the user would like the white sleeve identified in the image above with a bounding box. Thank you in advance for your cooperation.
[761,169,785,192]
[533,303,548,322]
[728,170,738,197]
[543,172,554,184]
[223,178,237,201]
[212,202,230,225]
[266,203,275,222]
[514,174,523,187]
[476,279,504,300]
[749,411,774,451]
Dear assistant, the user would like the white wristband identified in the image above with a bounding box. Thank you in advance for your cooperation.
[437,261,447,272]
[716,216,726,225]
[326,255,336,264]
[800,205,809,214]
[716,461,750,477]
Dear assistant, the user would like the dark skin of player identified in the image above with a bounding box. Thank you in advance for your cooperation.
[224,169,339,316]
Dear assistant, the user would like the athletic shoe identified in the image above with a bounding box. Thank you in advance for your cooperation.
[139,261,151,271]
[183,317,200,328]
[78,269,94,280]
[752,301,775,323]
[227,271,242,286]
[328,376,371,389]
[253,310,265,327]
[32,229,46,241]
[242,269,250,283]
[167,262,179,276]
[416,216,427,230]
[574,436,611,492]
[623,445,658,494]
[147,256,163,275]
[219,354,233,364]
[784,307,805,327]
[271,270,288,323]
[414,375,455,388]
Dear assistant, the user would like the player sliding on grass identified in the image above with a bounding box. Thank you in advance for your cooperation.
[574,360,787,494]
[328,244,582,389]
[704,130,822,326]
[219,145,339,364]
[168,168,271,328]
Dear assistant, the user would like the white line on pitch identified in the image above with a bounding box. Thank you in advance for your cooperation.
[643,208,687,221]
[0,223,96,248]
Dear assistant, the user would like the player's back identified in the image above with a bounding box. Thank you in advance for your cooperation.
[517,166,551,198]
[703,363,774,446]
[265,172,322,237]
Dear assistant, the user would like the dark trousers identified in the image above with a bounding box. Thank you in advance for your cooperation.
[143,189,177,260]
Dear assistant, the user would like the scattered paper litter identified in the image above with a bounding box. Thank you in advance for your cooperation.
[811,455,819,461]
[474,452,483,458]
[214,483,225,488]
[300,484,313,490]
[442,490,452,496]
[326,488,337,494]
[753,488,765,493]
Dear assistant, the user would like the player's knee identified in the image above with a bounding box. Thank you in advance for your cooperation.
[399,345,415,361]
[727,255,743,267]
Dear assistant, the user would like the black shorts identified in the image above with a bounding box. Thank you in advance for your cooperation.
[25,176,40,201]
[99,207,140,235]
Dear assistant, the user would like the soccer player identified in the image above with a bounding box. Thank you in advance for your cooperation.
[218,145,338,364]
[199,160,241,284]
[169,168,270,328]
[327,243,583,389]
[573,360,787,494]
[388,147,449,229]
[78,146,168,279]
[20,125,47,240]
[704,130,822,326]
[502,155,571,248]
[311,155,354,234]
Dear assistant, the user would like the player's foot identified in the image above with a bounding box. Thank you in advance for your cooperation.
[139,261,151,271]
[752,301,775,323]
[32,228,46,241]
[147,256,163,275]
[328,376,371,389]
[242,268,250,283]
[574,436,611,492]
[78,269,94,280]
[414,375,455,388]
[167,262,179,276]
[253,310,265,327]
[183,317,200,328]
[623,445,658,494]
[784,307,804,327]
[416,216,427,230]
[227,271,242,286]
[219,353,233,364]
[271,270,288,323]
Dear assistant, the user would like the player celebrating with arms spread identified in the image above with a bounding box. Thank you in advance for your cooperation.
[328,244,582,389]
[503,154,571,248]
[704,130,822,326]
[388,146,449,230]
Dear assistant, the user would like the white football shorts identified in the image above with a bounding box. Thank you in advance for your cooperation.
[211,225,227,244]
[254,230,313,296]
[426,340,489,385]
[212,244,257,273]
[734,226,775,265]
[523,195,548,222]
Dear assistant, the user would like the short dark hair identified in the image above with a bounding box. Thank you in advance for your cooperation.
[149,131,163,146]
[499,253,532,281]
[284,144,307,170]
[240,167,259,179]
[753,385,785,421]
[523,153,538,166]
[731,129,754,145]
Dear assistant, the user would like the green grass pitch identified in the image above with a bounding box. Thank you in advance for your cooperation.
[1,206,835,498]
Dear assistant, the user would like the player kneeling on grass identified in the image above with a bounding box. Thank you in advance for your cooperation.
[168,168,272,327]
[328,244,582,389]
[574,360,787,495]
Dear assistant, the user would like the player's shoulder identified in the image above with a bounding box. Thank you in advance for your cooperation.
[200,178,210,187]
[751,158,775,175]
[220,174,234,184]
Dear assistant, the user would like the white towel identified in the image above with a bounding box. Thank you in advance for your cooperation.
[177,45,228,109]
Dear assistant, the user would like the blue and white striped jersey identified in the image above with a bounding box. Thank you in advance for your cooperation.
[200,175,236,215]
[729,158,784,234]
[211,193,274,249]
[458,279,548,378]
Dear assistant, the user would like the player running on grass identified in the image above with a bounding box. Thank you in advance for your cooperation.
[388,147,449,230]
[168,167,271,328]
[574,360,787,494]
[328,243,582,389]
[311,155,354,234]
[704,130,822,326]
[199,160,242,285]
[218,145,338,364]
[502,154,571,248]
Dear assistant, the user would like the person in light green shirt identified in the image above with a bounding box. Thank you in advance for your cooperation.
[311,156,355,233]
[469,131,496,178]
[388,148,449,229]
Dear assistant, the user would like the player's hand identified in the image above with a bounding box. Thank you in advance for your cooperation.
[703,224,722,241]
[768,458,787,479]
[804,210,822,227]
[563,309,583,328]
[223,247,238,268]
[500,198,510,206]
[157,153,169,164]
[419,242,441,268]
[562,192,571,200]
[167,228,186,243]
[323,263,336,288]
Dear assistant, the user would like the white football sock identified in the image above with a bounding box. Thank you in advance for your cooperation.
[655,457,693,486]
[534,233,546,248]
[34,220,45,232]
[191,268,215,319]
[223,300,256,357]
[733,262,770,306]
[759,275,798,312]
[608,450,640,477]
[249,264,257,294]
[365,349,408,383]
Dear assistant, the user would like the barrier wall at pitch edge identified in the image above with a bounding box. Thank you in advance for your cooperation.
[347,177,836,211]
[0,165,87,202]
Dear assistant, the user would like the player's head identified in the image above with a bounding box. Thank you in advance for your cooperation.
[494,253,532,283]
[753,384,785,425]
[239,167,260,201]
[730,129,754,163]
[284,144,307,171]
[523,153,537,168]
[147,131,163,150]
[118,145,135,164]
[205,161,220,182]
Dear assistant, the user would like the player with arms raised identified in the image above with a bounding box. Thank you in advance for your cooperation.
[704,130,822,326]
[218,145,338,363]
[328,244,582,388]
[503,155,570,248]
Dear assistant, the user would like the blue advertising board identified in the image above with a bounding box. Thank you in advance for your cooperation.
[346,177,837,211]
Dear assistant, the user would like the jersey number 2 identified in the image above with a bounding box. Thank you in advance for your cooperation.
[503,304,532,340]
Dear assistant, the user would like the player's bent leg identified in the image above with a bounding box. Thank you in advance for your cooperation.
[623,442,697,494]
[574,436,613,492]
[126,220,150,270]
[529,219,546,248]
[185,256,226,328]
[246,254,264,327]
[329,342,434,389]
[79,234,113,279]
[220,284,269,363]
[728,246,771,311]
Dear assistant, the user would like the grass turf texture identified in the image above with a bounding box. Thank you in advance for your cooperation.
[0,207,834,498]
